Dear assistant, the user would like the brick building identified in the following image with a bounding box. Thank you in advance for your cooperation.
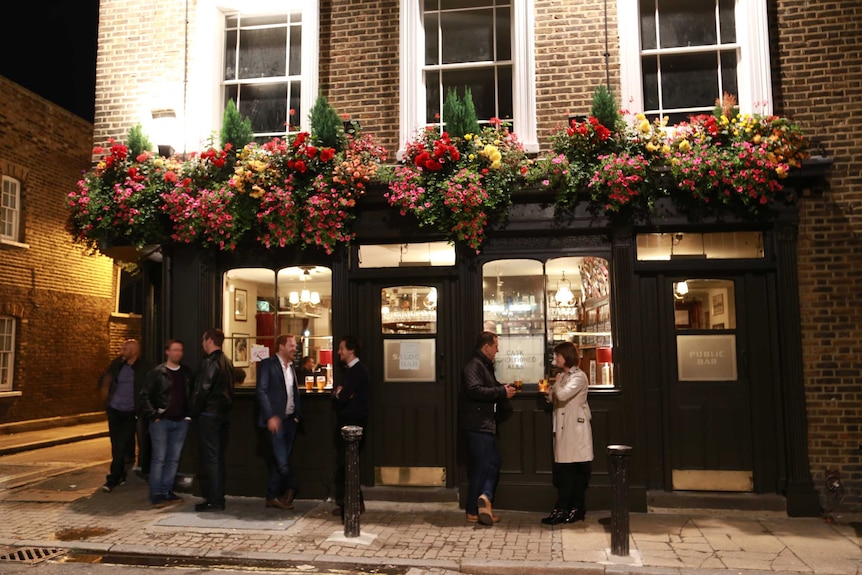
[0,76,137,423]
[88,1,860,513]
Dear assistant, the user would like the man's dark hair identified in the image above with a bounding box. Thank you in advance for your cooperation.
[276,334,295,348]
[164,339,183,351]
[202,328,225,348]
[340,335,361,356]
[232,367,247,384]
[475,331,497,350]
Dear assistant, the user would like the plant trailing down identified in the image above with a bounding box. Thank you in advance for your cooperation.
[529,90,810,220]
[67,95,387,255]
[386,90,528,252]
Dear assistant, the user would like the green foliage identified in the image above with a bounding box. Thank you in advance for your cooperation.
[220,99,254,152]
[442,88,480,138]
[309,94,346,151]
[126,124,153,157]
[591,85,622,132]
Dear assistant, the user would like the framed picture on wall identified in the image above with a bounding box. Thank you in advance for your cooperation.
[234,289,247,321]
[712,293,724,316]
[232,334,249,367]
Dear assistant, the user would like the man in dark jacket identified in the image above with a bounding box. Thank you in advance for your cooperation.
[99,339,152,493]
[140,339,193,508]
[190,328,234,512]
[331,335,370,518]
[459,331,515,527]
[256,334,303,510]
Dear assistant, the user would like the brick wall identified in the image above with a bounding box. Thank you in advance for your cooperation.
[774,1,862,509]
[0,76,117,422]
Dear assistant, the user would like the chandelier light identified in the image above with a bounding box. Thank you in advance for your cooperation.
[554,271,575,307]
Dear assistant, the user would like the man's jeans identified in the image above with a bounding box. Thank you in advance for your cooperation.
[266,416,298,500]
[464,430,501,516]
[106,407,136,486]
[148,418,189,500]
[197,414,229,507]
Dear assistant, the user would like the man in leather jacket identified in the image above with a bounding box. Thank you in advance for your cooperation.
[140,339,194,507]
[190,328,234,512]
[459,331,516,527]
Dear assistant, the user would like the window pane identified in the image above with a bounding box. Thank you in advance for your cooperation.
[441,9,494,64]
[441,68,496,120]
[276,266,333,387]
[495,6,511,60]
[482,259,544,385]
[238,26,287,79]
[288,25,302,76]
[0,317,14,391]
[640,0,657,50]
[658,0,717,48]
[441,0,495,9]
[358,242,456,267]
[425,69,442,124]
[548,256,613,387]
[719,0,736,43]
[673,279,735,330]
[637,232,764,260]
[225,30,237,80]
[720,50,738,99]
[425,13,439,65]
[642,57,659,110]
[239,83,288,134]
[660,52,719,109]
[381,286,438,334]
[288,81,301,131]
[497,65,513,120]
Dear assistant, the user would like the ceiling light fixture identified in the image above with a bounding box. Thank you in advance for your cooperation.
[554,271,575,307]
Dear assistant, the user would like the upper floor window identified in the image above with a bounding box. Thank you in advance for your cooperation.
[224,12,304,141]
[618,0,773,122]
[0,316,15,392]
[1,175,21,241]
[401,0,538,154]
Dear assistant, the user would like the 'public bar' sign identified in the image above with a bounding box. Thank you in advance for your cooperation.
[676,334,737,381]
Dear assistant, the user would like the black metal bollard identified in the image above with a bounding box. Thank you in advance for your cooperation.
[341,425,364,537]
[607,444,633,556]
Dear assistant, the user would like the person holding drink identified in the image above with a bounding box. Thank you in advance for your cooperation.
[540,341,593,525]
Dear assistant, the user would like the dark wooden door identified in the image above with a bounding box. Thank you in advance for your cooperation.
[664,275,757,491]
[352,278,458,487]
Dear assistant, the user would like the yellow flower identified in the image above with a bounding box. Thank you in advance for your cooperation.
[776,165,787,177]
[638,119,651,134]
[678,140,691,153]
[490,160,502,170]
[465,134,473,141]
[753,134,762,144]
[661,144,670,154]
[646,142,658,153]
[468,154,476,161]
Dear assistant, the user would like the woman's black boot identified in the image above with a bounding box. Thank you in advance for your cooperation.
[564,508,586,523]
[541,508,568,525]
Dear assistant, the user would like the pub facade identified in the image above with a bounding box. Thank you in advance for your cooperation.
[88,0,856,514]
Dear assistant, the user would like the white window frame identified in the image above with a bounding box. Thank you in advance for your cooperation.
[1,175,21,242]
[617,0,773,117]
[400,0,538,156]
[0,316,15,393]
[185,0,320,152]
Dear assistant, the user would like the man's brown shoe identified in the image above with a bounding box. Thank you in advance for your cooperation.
[280,488,296,508]
[265,498,292,510]
[477,494,495,526]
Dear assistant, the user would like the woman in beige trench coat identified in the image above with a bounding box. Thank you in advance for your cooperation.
[541,341,593,525]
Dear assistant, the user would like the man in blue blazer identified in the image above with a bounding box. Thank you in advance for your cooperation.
[256,334,303,509]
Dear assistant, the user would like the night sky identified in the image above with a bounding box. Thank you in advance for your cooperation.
[0,1,99,122]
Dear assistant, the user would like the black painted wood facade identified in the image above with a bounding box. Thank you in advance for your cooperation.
[162,165,830,516]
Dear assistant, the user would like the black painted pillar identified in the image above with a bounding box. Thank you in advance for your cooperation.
[608,444,633,556]
[342,425,364,537]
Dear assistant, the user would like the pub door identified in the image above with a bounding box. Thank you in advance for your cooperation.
[352,278,458,488]
[660,273,778,492]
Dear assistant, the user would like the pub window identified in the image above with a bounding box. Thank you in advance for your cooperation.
[223,266,333,388]
[636,231,764,260]
[358,242,456,268]
[0,316,15,392]
[223,5,315,141]
[381,286,438,335]
[482,256,614,388]
[116,268,144,315]
[618,0,773,121]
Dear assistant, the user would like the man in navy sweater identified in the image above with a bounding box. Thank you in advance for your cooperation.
[331,335,370,517]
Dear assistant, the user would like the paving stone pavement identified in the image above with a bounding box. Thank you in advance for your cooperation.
[0,465,860,575]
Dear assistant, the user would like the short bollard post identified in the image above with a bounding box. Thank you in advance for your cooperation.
[607,444,633,556]
[341,425,364,538]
